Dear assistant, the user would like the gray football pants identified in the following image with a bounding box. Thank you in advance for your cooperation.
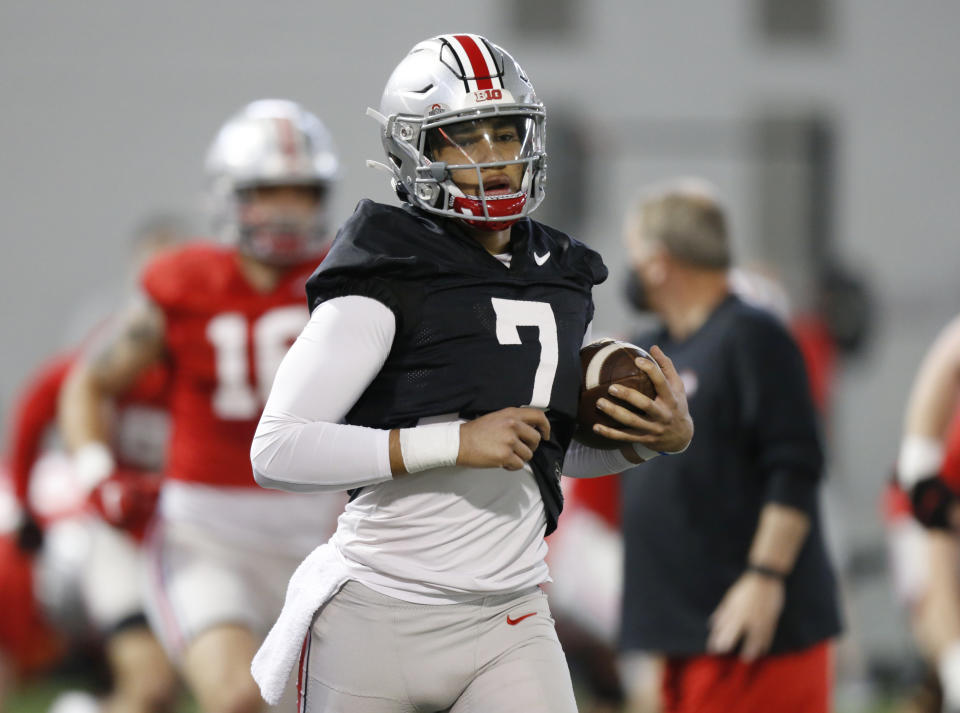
[298,580,578,712]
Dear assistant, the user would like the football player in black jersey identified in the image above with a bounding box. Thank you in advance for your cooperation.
[618,180,841,713]
[249,34,691,713]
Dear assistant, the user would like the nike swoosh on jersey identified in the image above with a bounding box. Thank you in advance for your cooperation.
[534,251,550,266]
[506,612,537,625]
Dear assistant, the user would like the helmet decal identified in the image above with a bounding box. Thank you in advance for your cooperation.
[273,117,300,169]
[441,34,504,91]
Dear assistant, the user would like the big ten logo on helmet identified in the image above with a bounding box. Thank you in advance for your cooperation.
[429,104,447,116]
[473,89,502,103]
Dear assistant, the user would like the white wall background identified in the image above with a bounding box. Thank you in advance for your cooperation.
[3,0,960,668]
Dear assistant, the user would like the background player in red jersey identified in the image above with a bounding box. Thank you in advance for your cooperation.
[2,217,184,713]
[895,315,960,713]
[0,463,65,713]
[883,409,960,713]
[59,99,344,713]
[6,351,175,713]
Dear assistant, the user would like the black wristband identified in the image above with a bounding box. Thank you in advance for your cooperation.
[746,563,788,580]
[910,476,956,530]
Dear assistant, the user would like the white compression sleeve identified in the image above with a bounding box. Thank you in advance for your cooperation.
[251,296,397,492]
[562,439,659,478]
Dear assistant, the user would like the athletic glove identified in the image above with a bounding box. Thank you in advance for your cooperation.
[910,475,957,530]
[14,509,43,553]
[89,469,162,538]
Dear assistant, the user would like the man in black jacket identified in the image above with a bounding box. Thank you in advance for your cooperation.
[618,180,842,713]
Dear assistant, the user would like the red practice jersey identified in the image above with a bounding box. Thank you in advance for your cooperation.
[142,243,316,488]
[6,349,169,514]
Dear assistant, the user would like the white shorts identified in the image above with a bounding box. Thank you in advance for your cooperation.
[143,518,307,658]
[83,518,146,631]
[38,515,145,634]
[886,515,932,606]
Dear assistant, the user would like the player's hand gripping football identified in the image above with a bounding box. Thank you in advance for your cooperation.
[458,407,551,471]
[591,345,693,454]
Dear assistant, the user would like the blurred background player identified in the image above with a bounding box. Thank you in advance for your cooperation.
[895,315,960,713]
[1,216,185,713]
[58,99,345,713]
[617,180,842,713]
[7,352,174,713]
[0,461,65,713]
[884,408,960,713]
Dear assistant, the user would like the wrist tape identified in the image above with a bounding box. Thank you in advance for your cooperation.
[74,442,116,493]
[399,422,461,473]
[898,435,944,489]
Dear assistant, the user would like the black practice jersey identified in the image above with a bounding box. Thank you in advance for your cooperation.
[619,295,842,655]
[305,200,608,534]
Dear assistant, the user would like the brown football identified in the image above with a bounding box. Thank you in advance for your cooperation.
[576,339,657,450]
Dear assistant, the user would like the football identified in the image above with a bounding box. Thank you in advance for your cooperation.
[576,339,657,450]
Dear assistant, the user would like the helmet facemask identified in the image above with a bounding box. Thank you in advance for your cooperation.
[233,182,331,267]
[386,105,546,231]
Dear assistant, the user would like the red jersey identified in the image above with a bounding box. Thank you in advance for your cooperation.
[565,475,620,529]
[142,243,316,488]
[7,354,73,504]
[6,350,169,513]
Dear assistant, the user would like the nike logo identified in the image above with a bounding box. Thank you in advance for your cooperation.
[506,612,537,626]
[534,251,550,266]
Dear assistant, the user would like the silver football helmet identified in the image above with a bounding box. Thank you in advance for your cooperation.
[205,99,339,265]
[369,34,546,230]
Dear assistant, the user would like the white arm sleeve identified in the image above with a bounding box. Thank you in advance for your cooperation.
[562,440,658,478]
[251,295,397,492]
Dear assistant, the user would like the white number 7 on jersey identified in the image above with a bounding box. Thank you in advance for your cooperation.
[491,297,558,409]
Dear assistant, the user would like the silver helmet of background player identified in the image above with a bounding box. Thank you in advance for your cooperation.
[205,99,339,265]
[370,34,547,230]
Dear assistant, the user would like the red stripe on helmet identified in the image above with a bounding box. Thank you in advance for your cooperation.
[453,35,493,90]
[275,117,298,168]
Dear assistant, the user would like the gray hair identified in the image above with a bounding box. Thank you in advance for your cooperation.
[629,178,731,269]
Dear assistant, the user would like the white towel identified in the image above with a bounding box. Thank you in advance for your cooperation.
[251,543,351,705]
